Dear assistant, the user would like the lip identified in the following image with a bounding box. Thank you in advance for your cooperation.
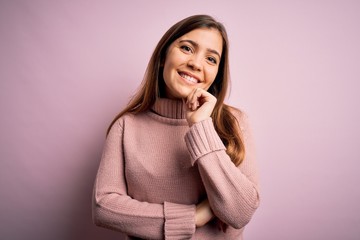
[177,71,201,83]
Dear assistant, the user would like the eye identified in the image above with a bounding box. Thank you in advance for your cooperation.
[180,45,193,53]
[207,56,217,64]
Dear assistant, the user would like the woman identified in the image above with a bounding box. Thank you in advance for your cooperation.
[92,14,260,239]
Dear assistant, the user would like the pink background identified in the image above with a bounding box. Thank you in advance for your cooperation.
[1,0,360,239]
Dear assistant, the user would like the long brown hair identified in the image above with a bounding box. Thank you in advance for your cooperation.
[108,15,245,166]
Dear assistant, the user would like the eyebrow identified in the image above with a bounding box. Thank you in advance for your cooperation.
[179,39,221,59]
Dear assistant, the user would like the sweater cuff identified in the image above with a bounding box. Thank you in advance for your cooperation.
[185,118,226,166]
[164,202,196,239]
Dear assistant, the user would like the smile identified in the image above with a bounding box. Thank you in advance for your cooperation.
[178,71,200,84]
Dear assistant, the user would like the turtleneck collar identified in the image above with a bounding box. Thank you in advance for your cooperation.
[151,98,186,119]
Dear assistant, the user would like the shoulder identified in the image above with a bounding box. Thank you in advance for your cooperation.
[112,110,154,128]
[107,112,138,133]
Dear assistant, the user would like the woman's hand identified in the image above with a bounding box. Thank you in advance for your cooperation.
[195,198,214,227]
[184,88,217,127]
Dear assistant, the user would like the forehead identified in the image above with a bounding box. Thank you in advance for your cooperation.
[176,28,223,54]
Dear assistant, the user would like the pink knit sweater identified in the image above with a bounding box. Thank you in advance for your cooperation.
[92,98,260,239]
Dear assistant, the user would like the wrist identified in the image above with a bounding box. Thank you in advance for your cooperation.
[195,199,214,227]
[187,117,211,127]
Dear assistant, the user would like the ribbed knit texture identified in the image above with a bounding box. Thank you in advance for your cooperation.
[185,118,226,166]
[93,98,260,239]
[164,202,196,239]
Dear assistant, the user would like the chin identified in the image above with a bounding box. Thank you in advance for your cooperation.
[177,88,193,99]
[166,87,192,99]
[170,93,187,100]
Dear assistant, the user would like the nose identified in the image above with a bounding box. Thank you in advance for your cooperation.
[187,55,202,71]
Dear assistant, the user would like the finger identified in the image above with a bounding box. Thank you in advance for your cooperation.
[191,88,202,110]
[192,88,208,104]
[196,89,217,105]
[193,88,206,102]
[185,88,194,105]
[189,88,199,103]
[187,88,199,110]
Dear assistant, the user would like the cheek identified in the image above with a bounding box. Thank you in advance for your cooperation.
[163,57,177,78]
[206,68,219,83]
[203,69,219,90]
[162,61,173,81]
[163,48,178,70]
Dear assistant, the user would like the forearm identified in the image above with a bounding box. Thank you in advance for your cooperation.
[197,151,260,229]
[94,178,196,239]
[185,118,260,229]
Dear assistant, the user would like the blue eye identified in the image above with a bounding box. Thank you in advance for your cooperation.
[180,45,192,52]
[207,57,217,64]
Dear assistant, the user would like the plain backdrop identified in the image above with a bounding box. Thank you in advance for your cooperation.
[1,0,360,239]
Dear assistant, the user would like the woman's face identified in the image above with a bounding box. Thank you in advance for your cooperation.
[162,27,223,99]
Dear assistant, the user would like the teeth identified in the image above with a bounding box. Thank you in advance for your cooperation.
[180,73,198,83]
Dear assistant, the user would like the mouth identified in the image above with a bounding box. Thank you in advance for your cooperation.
[178,71,200,84]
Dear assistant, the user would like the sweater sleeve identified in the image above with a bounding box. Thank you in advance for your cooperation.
[184,112,260,229]
[93,118,196,239]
